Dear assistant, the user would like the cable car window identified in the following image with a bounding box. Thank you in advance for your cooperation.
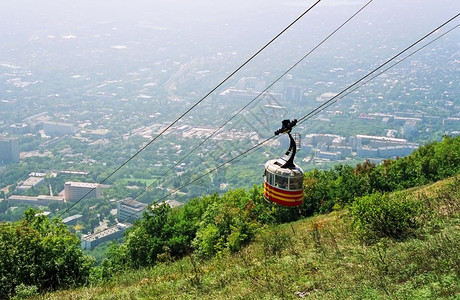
[265,172,273,185]
[275,175,288,189]
[289,176,303,190]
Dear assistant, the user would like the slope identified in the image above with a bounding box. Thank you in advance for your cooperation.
[42,175,459,300]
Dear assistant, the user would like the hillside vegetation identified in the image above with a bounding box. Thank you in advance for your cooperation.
[0,135,459,299]
[44,175,459,299]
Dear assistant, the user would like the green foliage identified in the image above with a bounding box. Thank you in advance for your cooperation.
[373,135,460,191]
[193,223,222,258]
[94,243,130,281]
[96,136,460,280]
[124,203,173,268]
[0,209,94,299]
[301,164,371,215]
[192,190,259,258]
[98,188,272,276]
[41,174,460,300]
[351,192,424,243]
[260,227,293,258]
[361,227,460,299]
[12,284,38,300]
[299,136,460,217]
[104,195,212,271]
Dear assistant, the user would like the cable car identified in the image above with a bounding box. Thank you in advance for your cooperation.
[264,119,304,207]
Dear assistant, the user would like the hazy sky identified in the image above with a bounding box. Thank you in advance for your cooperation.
[0,0,458,99]
[2,0,458,48]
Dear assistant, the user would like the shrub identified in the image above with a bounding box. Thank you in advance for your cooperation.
[192,199,258,258]
[260,228,293,257]
[192,223,222,258]
[0,209,94,299]
[351,192,423,243]
[12,284,38,300]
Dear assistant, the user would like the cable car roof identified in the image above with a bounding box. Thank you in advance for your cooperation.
[265,159,303,176]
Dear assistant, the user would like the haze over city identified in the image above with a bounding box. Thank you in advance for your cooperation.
[0,1,459,298]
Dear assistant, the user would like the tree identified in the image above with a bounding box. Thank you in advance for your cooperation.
[351,192,423,243]
[0,209,95,299]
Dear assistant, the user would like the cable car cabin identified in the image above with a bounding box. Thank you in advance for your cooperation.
[264,160,304,206]
[263,119,304,207]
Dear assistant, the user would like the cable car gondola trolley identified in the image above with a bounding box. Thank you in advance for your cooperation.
[264,119,304,207]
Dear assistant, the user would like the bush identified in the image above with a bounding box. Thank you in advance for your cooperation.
[192,198,258,258]
[351,192,423,243]
[260,228,293,258]
[0,209,94,299]
[12,284,38,300]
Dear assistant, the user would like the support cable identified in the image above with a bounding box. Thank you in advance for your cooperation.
[152,15,459,205]
[124,0,374,209]
[57,0,323,218]
[297,13,460,125]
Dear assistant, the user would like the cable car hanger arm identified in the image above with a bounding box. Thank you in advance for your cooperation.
[273,119,298,169]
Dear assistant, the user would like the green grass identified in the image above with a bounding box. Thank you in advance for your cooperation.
[41,177,460,299]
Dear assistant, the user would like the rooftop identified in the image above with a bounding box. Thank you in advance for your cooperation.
[22,177,44,187]
[65,181,99,188]
[62,214,83,224]
[356,135,407,143]
[120,198,147,209]
[82,223,131,242]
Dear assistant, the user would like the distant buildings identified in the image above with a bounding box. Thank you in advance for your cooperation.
[64,182,101,202]
[9,123,30,135]
[329,146,352,158]
[117,198,184,223]
[117,198,148,223]
[60,170,90,176]
[402,119,418,137]
[316,92,338,102]
[218,88,283,104]
[16,176,44,193]
[81,223,131,250]
[353,135,409,149]
[353,135,419,159]
[304,133,419,162]
[8,195,64,206]
[79,199,185,250]
[356,146,379,158]
[305,134,345,147]
[158,199,184,209]
[62,214,83,225]
[43,121,74,136]
[0,137,20,163]
[443,117,460,127]
[80,129,112,139]
[377,145,419,158]
[283,86,304,104]
[235,77,266,91]
[315,150,341,161]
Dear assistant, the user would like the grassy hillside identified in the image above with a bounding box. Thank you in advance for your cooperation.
[42,176,459,299]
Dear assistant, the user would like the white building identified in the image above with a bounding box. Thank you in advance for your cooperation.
[62,214,83,225]
[16,177,45,193]
[8,195,64,206]
[315,150,341,161]
[43,121,74,136]
[117,198,148,223]
[0,137,20,163]
[81,223,131,250]
[64,182,100,202]
[357,146,379,158]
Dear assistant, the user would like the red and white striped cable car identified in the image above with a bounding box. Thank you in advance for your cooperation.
[264,119,304,207]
